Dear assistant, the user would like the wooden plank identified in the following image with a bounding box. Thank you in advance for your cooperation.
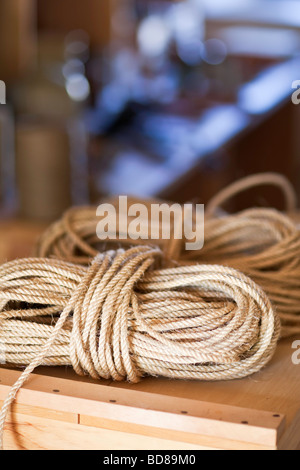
[1,337,298,449]
[0,400,78,425]
[0,368,285,449]
[79,415,276,451]
[278,410,300,451]
[107,338,300,448]
[4,413,206,451]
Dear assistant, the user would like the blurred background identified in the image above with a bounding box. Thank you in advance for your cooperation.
[1,0,300,225]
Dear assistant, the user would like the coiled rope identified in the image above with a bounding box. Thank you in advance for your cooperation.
[198,173,300,337]
[206,172,298,217]
[0,245,280,449]
[36,173,300,337]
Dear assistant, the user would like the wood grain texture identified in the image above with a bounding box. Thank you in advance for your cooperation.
[0,401,78,424]
[0,344,294,451]
[79,415,276,451]
[3,413,208,451]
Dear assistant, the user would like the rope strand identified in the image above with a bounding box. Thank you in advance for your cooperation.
[35,174,300,337]
[0,246,280,449]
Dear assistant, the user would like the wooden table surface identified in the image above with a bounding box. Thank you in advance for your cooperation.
[0,218,47,263]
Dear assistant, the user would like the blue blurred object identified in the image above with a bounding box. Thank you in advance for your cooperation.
[84,0,300,201]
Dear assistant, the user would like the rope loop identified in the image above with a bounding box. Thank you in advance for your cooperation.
[69,246,161,383]
[34,175,300,338]
[206,173,298,217]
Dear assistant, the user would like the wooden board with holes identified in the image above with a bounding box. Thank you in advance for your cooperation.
[0,337,299,450]
[0,219,299,450]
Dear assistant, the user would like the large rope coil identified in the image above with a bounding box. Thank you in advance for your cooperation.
[0,245,280,449]
[0,246,280,381]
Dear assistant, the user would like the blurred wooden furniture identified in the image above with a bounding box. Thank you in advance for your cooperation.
[16,121,72,221]
[37,0,111,48]
[0,0,36,83]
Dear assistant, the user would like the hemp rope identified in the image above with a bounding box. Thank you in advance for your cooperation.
[36,173,300,337]
[206,172,298,217]
[197,174,300,337]
[0,245,280,449]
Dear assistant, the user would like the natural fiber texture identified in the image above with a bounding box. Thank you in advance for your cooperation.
[0,245,280,449]
[182,209,300,338]
[35,173,300,338]
[37,206,300,337]
[198,173,300,337]
[36,197,173,264]
[206,172,298,217]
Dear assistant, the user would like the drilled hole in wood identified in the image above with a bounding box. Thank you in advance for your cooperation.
[181,411,188,414]
[241,421,249,425]
[109,400,117,403]
[53,389,60,393]
[273,414,280,418]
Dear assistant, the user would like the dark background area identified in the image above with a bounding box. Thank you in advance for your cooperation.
[1,0,300,221]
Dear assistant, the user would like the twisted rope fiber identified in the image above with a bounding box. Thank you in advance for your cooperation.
[36,199,172,265]
[37,172,297,262]
[201,173,300,337]
[206,172,298,217]
[36,174,300,337]
[183,208,300,337]
[0,245,280,449]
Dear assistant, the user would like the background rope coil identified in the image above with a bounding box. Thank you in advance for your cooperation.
[0,245,280,449]
[36,174,300,337]
[183,208,300,337]
[206,172,298,217]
